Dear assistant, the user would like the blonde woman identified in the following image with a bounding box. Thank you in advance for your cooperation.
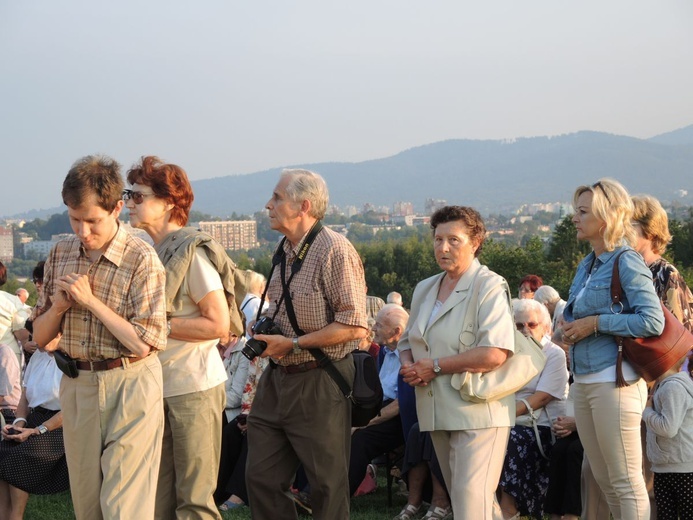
[561,179,664,519]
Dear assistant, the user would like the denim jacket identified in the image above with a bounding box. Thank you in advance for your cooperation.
[565,246,664,375]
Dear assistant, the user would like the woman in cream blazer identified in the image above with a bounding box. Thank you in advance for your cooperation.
[399,206,515,520]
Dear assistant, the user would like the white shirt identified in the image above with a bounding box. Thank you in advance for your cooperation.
[23,350,62,410]
[159,249,227,398]
[516,336,569,427]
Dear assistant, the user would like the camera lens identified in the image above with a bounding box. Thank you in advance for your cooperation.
[241,338,266,361]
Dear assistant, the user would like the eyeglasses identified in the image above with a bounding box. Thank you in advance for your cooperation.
[122,189,155,204]
[518,286,533,293]
[515,321,540,330]
[592,182,612,204]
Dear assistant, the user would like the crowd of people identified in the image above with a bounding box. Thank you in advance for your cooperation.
[1,156,692,520]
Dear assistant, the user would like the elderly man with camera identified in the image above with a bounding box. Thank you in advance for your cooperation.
[245,169,368,520]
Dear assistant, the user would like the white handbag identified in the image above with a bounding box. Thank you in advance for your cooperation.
[449,270,546,403]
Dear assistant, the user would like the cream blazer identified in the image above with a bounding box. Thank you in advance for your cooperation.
[398,259,515,431]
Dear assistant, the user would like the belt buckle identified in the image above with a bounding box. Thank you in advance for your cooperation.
[89,360,96,371]
[120,357,131,369]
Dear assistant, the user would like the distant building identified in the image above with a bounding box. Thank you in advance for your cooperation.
[199,220,258,251]
[424,198,447,215]
[0,226,13,263]
[392,201,414,217]
[23,240,54,257]
[391,215,431,227]
[343,205,359,218]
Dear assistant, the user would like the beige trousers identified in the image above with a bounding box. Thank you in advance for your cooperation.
[154,383,225,520]
[430,427,509,520]
[573,380,650,520]
[60,355,164,520]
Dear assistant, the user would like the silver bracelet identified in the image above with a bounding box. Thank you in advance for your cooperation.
[12,417,27,426]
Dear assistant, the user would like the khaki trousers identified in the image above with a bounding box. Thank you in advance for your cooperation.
[574,380,650,520]
[246,356,353,520]
[430,427,509,520]
[154,383,225,520]
[581,454,612,520]
[60,355,164,520]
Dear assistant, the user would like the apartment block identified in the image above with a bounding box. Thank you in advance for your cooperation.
[198,220,258,251]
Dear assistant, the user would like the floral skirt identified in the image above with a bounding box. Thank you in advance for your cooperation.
[499,424,553,520]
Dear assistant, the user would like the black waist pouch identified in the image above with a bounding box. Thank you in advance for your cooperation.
[53,350,79,379]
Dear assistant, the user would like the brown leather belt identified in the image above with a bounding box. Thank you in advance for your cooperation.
[76,354,149,372]
[276,360,321,374]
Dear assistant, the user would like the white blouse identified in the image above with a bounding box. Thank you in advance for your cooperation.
[23,350,62,411]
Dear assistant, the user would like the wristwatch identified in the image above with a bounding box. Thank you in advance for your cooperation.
[166,320,172,337]
[292,337,301,355]
[433,358,442,375]
[36,424,48,435]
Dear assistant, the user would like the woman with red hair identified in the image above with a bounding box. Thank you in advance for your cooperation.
[518,274,543,300]
[125,156,241,520]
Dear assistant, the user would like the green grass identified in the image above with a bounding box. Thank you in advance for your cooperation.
[23,470,410,520]
[24,472,541,519]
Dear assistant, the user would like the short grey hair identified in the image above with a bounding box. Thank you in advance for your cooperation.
[513,298,551,329]
[378,303,409,331]
[280,169,329,220]
[534,285,561,305]
[386,291,403,305]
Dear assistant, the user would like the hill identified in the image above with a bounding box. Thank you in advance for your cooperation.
[192,127,693,216]
[5,125,693,220]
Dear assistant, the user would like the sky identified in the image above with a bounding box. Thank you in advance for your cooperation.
[1,0,693,217]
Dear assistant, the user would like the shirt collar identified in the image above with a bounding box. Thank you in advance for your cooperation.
[78,222,127,268]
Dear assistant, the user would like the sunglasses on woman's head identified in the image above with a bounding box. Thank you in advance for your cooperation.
[122,189,154,204]
[592,182,611,204]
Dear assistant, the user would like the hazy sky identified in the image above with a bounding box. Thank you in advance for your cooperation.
[2,1,692,216]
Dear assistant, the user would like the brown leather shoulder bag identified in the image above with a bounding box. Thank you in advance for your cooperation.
[611,251,693,387]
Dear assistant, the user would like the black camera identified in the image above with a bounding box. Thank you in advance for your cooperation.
[242,317,283,360]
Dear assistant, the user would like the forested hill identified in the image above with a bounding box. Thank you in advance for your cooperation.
[192,125,693,217]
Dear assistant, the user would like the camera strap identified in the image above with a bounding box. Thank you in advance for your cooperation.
[254,220,324,327]
[278,226,354,399]
[278,220,323,335]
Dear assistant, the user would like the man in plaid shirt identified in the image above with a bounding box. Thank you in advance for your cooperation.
[246,169,368,520]
[33,155,167,519]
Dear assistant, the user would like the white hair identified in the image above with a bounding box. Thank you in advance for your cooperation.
[513,298,551,329]
[386,291,403,305]
[378,303,409,331]
[281,169,329,220]
[533,285,561,305]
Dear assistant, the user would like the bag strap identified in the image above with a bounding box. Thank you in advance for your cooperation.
[609,250,629,387]
[519,398,551,460]
[279,256,351,399]
[273,223,354,401]
[458,268,483,349]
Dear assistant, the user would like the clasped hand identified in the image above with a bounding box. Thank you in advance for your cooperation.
[54,273,94,309]
[1,424,34,443]
[400,360,435,387]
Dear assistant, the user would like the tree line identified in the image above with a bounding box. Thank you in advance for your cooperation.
[7,210,693,310]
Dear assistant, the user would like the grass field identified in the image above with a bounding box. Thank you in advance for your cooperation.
[23,469,412,520]
[24,472,540,519]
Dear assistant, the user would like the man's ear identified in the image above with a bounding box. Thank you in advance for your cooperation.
[300,199,312,215]
[113,199,124,218]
